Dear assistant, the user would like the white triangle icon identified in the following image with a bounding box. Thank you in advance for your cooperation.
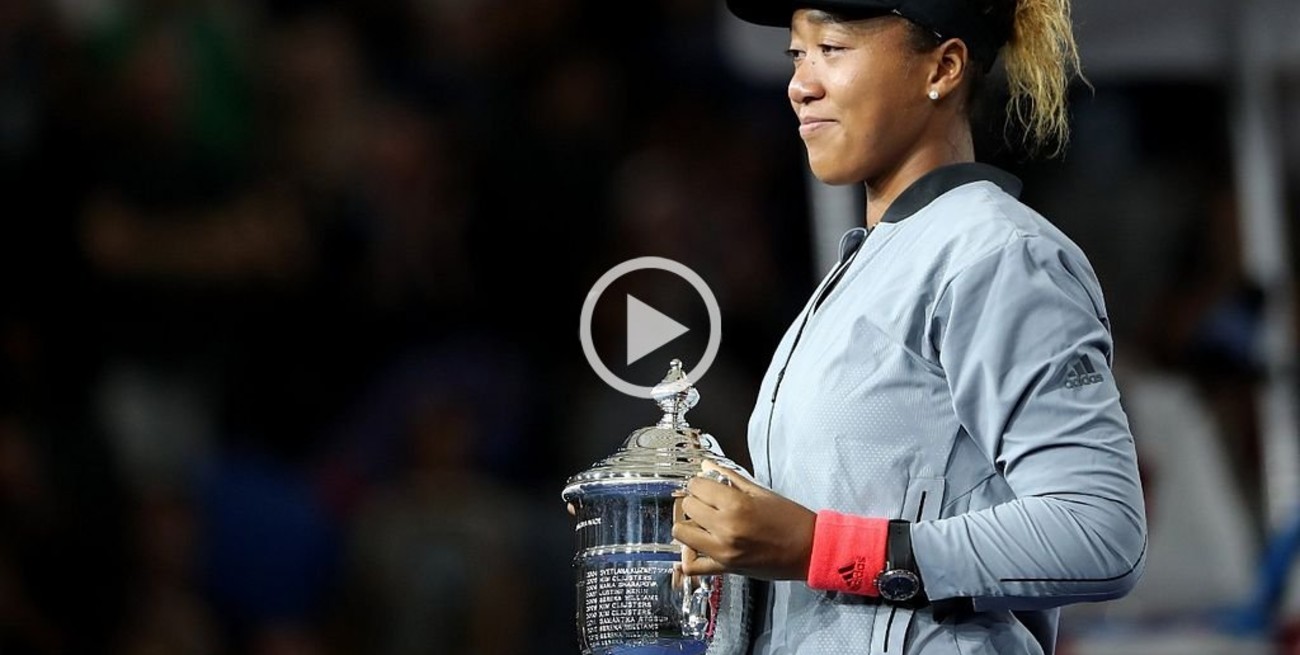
[626,295,690,366]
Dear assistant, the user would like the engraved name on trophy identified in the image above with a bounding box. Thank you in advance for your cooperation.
[562,360,752,655]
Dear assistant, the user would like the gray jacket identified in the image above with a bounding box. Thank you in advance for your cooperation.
[747,163,1147,654]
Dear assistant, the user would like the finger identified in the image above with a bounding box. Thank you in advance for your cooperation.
[679,494,721,528]
[679,546,708,589]
[675,525,733,576]
[674,563,705,589]
[685,474,738,508]
[681,542,699,575]
[672,520,723,556]
[682,541,698,561]
[674,570,709,590]
[673,494,699,528]
[681,554,727,576]
[700,460,767,496]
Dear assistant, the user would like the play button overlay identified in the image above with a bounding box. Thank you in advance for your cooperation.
[580,256,721,398]
[626,295,689,366]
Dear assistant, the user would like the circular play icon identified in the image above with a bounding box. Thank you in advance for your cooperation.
[578,257,722,398]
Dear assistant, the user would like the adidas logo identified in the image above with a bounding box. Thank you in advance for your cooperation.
[837,557,867,590]
[1063,354,1104,389]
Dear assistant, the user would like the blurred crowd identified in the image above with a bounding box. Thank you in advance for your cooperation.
[0,0,1297,654]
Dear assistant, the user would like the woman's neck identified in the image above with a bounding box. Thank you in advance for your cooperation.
[863,129,975,228]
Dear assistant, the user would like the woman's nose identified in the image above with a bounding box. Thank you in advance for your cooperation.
[787,67,823,105]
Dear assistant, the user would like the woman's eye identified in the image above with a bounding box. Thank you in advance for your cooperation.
[818,44,844,55]
[784,48,804,62]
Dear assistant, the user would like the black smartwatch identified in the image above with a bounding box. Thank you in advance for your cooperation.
[875,520,925,604]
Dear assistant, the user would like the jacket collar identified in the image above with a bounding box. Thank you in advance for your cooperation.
[837,162,1022,265]
[881,161,1022,224]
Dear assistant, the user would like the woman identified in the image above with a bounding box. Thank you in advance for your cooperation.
[671,0,1148,653]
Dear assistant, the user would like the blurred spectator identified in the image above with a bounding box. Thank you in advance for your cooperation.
[1044,80,1283,653]
[74,0,316,485]
[0,414,64,654]
[193,445,340,652]
[351,99,473,320]
[335,342,535,655]
[313,334,541,503]
[114,485,222,655]
[0,402,130,654]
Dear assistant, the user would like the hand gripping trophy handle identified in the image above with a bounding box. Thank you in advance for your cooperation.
[680,467,734,640]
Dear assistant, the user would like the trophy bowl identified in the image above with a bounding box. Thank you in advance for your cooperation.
[562,360,751,655]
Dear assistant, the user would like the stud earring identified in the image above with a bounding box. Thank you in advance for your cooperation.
[928,89,940,101]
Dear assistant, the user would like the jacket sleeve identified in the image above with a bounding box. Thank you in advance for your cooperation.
[910,233,1148,612]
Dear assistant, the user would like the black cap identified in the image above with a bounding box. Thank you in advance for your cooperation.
[725,0,1013,68]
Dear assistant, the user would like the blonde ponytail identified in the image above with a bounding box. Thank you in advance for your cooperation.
[1000,0,1087,158]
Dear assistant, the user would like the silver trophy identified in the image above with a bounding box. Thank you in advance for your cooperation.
[562,360,752,655]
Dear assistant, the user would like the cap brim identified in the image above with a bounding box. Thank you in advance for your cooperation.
[724,0,895,28]
[724,0,797,27]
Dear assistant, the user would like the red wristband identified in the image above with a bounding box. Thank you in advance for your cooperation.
[806,510,889,596]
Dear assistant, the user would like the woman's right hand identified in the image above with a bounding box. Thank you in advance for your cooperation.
[672,461,816,581]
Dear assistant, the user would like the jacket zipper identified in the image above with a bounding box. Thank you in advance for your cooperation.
[763,238,864,485]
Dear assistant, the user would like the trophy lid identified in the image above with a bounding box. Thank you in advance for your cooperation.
[562,359,747,497]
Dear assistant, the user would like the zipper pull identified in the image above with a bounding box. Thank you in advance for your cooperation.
[771,368,785,402]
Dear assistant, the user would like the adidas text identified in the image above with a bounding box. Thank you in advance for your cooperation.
[1063,354,1104,389]
[1065,374,1104,389]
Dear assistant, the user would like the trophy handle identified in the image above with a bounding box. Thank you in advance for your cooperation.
[682,574,715,638]
[679,469,734,639]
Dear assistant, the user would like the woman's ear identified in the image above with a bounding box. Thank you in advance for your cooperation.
[927,38,969,101]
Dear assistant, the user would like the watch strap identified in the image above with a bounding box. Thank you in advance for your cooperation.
[886,520,915,571]
[887,520,926,601]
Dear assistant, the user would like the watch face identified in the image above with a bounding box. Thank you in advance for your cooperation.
[877,569,921,602]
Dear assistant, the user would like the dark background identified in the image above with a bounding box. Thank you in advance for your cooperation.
[0,0,1297,653]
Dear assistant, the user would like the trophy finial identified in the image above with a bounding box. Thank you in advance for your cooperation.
[652,359,698,428]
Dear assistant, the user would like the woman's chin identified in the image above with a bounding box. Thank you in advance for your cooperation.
[808,167,858,186]
[804,155,861,185]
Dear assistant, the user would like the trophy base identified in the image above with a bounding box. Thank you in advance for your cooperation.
[589,641,708,655]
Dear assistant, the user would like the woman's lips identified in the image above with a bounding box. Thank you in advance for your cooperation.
[798,118,834,137]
